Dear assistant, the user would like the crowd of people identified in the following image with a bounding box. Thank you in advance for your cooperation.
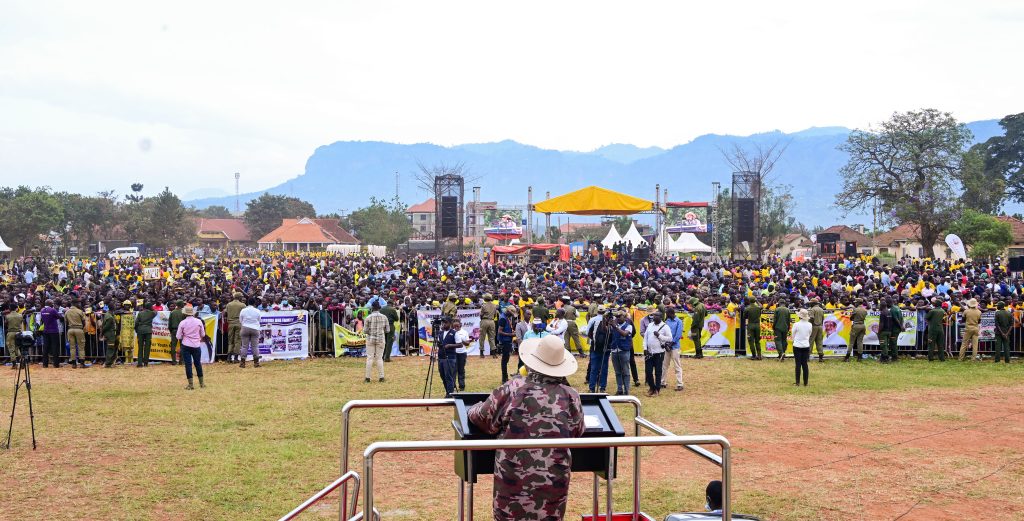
[1,248,1021,390]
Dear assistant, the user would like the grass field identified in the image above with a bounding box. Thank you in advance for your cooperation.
[1,355,1022,521]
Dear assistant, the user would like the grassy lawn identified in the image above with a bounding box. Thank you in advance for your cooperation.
[1,356,1022,521]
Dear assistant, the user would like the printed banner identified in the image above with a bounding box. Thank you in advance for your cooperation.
[631,308,730,357]
[864,310,918,347]
[333,323,366,356]
[416,308,488,355]
[250,311,309,360]
[979,311,996,342]
[150,312,219,364]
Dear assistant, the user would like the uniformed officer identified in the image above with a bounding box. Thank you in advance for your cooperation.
[887,298,903,363]
[167,300,185,365]
[808,298,825,362]
[65,300,88,368]
[134,302,156,367]
[224,292,245,363]
[773,298,791,361]
[441,292,459,319]
[924,298,946,362]
[101,308,118,368]
[560,295,584,357]
[743,296,762,360]
[994,301,1013,363]
[846,299,868,362]
[478,293,498,358]
[531,297,550,324]
[689,296,707,359]
[4,303,24,368]
[380,299,400,362]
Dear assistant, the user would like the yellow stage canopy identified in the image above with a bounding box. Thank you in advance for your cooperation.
[532,186,654,215]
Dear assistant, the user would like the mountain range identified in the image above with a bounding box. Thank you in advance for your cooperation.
[188,120,1005,227]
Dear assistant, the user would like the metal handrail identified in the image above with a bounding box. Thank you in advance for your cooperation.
[635,416,722,466]
[361,434,732,521]
[278,470,361,521]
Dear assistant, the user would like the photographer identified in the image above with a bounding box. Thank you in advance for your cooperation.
[496,306,516,383]
[642,311,672,397]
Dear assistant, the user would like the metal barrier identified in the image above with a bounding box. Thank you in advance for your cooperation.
[361,434,732,521]
[340,396,730,521]
[277,470,361,521]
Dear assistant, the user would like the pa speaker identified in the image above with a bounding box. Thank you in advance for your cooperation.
[1009,256,1024,272]
[845,242,857,256]
[735,198,755,242]
[440,196,459,238]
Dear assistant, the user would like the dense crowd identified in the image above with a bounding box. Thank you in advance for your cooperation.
[1,250,1019,386]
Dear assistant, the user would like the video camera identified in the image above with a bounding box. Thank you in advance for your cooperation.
[15,332,34,350]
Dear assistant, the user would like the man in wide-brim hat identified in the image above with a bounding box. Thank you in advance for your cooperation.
[467,335,584,521]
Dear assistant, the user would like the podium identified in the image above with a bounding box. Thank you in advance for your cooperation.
[451,392,626,483]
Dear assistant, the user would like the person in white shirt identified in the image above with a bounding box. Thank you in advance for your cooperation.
[546,308,568,339]
[239,298,262,368]
[642,311,673,396]
[453,319,472,391]
[791,309,813,386]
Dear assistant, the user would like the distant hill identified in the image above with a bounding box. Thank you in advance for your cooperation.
[188,120,1004,227]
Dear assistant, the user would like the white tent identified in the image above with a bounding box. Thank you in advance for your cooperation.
[670,233,712,253]
[621,222,647,248]
[600,226,623,249]
[0,234,11,252]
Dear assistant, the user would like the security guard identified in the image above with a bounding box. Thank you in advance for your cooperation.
[479,293,498,358]
[994,301,1013,363]
[743,296,762,360]
[224,292,246,363]
[532,297,550,324]
[4,303,24,368]
[101,308,118,368]
[773,297,791,361]
[441,292,459,319]
[560,296,584,357]
[65,300,88,368]
[808,298,825,362]
[689,296,706,359]
[381,299,400,362]
[167,300,185,365]
[924,298,946,362]
[846,299,868,362]
[134,302,156,367]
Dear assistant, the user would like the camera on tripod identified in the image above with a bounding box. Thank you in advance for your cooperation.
[15,331,34,351]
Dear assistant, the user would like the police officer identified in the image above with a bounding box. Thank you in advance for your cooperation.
[925,298,946,362]
[65,299,88,368]
[167,300,185,365]
[479,293,498,358]
[994,301,1012,364]
[808,298,825,362]
[4,303,24,368]
[846,299,868,362]
[561,296,584,357]
[688,296,706,359]
[224,292,245,363]
[441,292,459,319]
[101,308,118,368]
[134,302,156,367]
[743,296,762,360]
[380,299,400,362]
[773,297,791,361]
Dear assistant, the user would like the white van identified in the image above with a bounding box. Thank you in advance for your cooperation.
[108,247,140,260]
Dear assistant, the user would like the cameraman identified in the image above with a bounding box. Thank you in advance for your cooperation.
[435,317,459,397]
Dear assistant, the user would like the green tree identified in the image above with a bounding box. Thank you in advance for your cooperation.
[836,109,971,255]
[759,183,796,252]
[146,187,196,249]
[346,197,411,249]
[976,112,1024,203]
[243,193,317,241]
[715,187,733,256]
[55,192,119,249]
[126,182,145,203]
[197,205,234,218]
[946,209,1012,259]
[0,186,64,254]
[958,147,1005,213]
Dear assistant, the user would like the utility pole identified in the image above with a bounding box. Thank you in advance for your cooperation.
[544,191,551,243]
[234,172,240,215]
[527,187,533,245]
[711,181,721,258]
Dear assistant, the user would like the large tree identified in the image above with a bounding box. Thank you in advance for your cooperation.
[975,112,1024,203]
[759,183,796,253]
[243,193,317,241]
[196,205,234,218]
[958,146,1005,214]
[346,197,411,249]
[147,187,196,250]
[836,109,971,255]
[0,186,64,254]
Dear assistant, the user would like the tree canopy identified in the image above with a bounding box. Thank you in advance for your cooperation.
[346,197,410,249]
[836,108,971,254]
[243,193,317,241]
[946,209,1012,259]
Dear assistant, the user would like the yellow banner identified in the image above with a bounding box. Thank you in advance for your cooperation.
[333,323,366,356]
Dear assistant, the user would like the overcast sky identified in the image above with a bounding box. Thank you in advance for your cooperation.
[1,0,1020,199]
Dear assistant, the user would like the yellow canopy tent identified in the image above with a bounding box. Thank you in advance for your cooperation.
[532,186,653,215]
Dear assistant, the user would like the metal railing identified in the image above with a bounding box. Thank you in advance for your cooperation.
[340,395,731,521]
[278,470,361,521]
[361,434,732,521]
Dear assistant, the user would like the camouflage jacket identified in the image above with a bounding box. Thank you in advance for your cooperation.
[468,372,585,521]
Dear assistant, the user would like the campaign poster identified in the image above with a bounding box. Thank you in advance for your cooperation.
[979,311,996,342]
[150,311,220,364]
[251,311,309,360]
[633,307,729,357]
[416,308,487,355]
[333,323,365,357]
[864,310,917,347]
[760,312,793,356]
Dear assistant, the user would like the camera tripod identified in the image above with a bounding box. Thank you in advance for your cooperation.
[422,319,443,399]
[4,357,37,450]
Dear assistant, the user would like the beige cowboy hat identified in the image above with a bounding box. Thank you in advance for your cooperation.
[182,304,196,316]
[797,309,810,321]
[518,335,578,377]
[966,298,979,308]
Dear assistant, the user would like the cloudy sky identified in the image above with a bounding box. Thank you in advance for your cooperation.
[1,0,1020,199]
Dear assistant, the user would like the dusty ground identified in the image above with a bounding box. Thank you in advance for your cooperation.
[0,356,1021,520]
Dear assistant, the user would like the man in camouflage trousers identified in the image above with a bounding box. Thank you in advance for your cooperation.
[468,335,584,521]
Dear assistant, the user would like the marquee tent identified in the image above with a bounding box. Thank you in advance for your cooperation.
[621,222,648,248]
[0,234,11,252]
[600,226,622,249]
[670,233,712,253]
[533,186,653,215]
